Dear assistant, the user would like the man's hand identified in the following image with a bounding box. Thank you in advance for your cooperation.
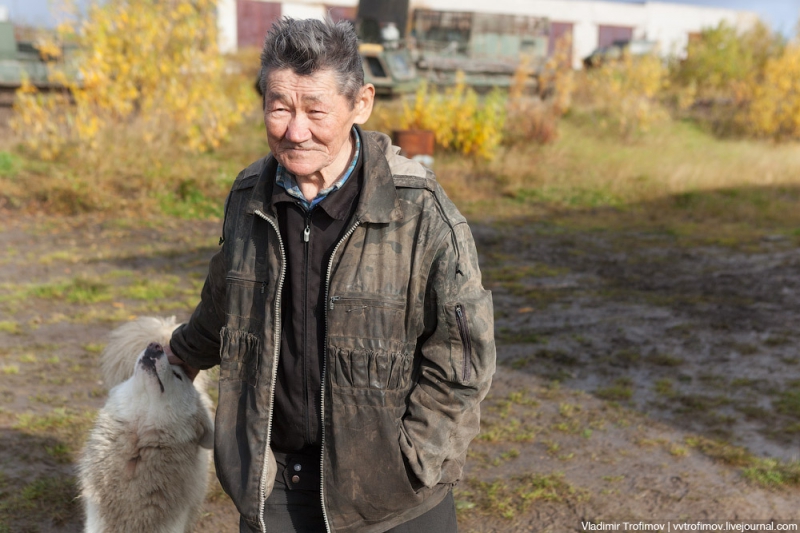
[164,342,201,382]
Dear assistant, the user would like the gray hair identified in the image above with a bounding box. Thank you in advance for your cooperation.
[259,17,364,107]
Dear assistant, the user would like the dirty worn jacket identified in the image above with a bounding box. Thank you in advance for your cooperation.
[170,129,496,533]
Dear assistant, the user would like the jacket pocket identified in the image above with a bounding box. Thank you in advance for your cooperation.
[454,304,472,382]
[224,273,268,330]
[330,348,413,390]
[219,326,260,387]
[327,294,407,344]
[325,393,429,520]
[444,290,494,385]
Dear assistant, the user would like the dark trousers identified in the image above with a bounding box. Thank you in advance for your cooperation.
[239,452,458,533]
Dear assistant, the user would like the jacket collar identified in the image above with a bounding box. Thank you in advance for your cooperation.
[244,155,276,218]
[245,125,402,224]
[353,125,403,224]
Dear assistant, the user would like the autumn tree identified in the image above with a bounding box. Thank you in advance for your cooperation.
[12,0,250,159]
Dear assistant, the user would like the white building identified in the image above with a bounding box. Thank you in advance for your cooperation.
[218,0,759,68]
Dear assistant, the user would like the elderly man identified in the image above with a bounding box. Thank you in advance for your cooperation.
[168,17,495,533]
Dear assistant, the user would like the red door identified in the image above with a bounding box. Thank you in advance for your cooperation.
[598,25,633,47]
[326,5,357,23]
[548,21,574,57]
[237,1,281,49]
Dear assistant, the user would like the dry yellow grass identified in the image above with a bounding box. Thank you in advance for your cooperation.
[3,98,800,248]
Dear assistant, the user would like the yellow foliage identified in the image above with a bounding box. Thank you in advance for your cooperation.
[509,55,532,102]
[744,44,800,140]
[401,74,506,160]
[33,38,62,62]
[11,0,251,158]
[582,52,668,139]
[504,35,573,147]
[539,33,575,116]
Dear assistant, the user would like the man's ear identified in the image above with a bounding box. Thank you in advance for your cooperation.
[353,84,375,125]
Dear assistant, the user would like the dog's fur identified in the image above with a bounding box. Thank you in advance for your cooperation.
[79,317,213,533]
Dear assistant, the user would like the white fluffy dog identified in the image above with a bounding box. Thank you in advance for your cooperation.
[78,317,214,533]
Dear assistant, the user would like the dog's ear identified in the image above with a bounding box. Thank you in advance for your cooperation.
[196,412,214,450]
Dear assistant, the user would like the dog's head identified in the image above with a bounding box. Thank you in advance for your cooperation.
[133,342,193,398]
[115,342,213,449]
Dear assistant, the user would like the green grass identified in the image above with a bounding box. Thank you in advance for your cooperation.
[684,436,753,467]
[653,378,675,397]
[38,250,81,265]
[483,263,569,284]
[0,320,22,335]
[4,103,800,247]
[0,321,20,334]
[648,353,684,367]
[157,180,224,220]
[775,388,800,419]
[13,408,97,456]
[29,277,112,304]
[596,378,634,401]
[742,459,800,487]
[431,115,800,250]
[83,343,104,354]
[457,473,581,520]
[611,349,641,367]
[18,353,36,363]
[120,276,180,300]
[478,389,540,443]
[0,150,18,177]
[0,475,79,529]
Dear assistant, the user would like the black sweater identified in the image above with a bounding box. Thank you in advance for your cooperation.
[269,151,363,453]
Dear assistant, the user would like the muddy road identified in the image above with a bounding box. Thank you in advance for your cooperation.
[0,214,798,532]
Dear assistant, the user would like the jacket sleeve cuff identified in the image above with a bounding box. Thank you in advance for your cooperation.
[169,322,221,370]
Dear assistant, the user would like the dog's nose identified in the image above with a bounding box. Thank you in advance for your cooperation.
[144,342,164,359]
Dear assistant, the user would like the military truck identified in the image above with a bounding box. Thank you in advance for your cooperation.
[359,43,419,97]
[0,21,70,105]
[410,9,549,90]
[355,0,549,94]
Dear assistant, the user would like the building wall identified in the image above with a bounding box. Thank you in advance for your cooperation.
[410,0,758,67]
[221,0,358,52]
[220,0,758,67]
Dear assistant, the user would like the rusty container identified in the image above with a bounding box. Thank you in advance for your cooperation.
[391,129,435,159]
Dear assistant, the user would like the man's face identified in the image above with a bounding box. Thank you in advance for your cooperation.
[263,68,373,180]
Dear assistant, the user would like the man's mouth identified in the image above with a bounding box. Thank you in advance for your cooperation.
[283,146,319,152]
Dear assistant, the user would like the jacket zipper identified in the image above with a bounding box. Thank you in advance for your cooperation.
[225,274,268,294]
[455,304,472,381]
[320,218,361,533]
[254,210,286,533]
[303,207,312,444]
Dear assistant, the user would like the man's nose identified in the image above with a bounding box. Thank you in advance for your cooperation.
[285,114,312,143]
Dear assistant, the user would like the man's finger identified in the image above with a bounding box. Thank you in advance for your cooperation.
[166,349,200,382]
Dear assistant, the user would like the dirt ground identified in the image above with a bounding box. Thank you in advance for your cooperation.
[0,212,798,532]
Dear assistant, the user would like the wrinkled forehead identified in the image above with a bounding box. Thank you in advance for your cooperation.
[264,67,348,104]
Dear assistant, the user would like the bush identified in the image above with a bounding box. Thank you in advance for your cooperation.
[504,34,573,146]
[401,74,507,160]
[503,98,560,146]
[671,21,783,103]
[577,52,668,139]
[11,0,251,160]
[744,44,800,140]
